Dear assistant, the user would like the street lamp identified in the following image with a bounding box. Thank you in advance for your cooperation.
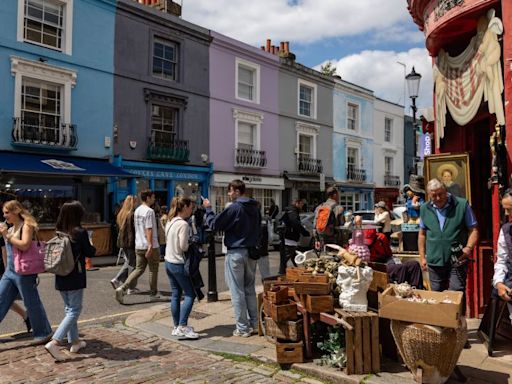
[405,66,421,175]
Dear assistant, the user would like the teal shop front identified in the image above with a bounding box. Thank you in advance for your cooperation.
[114,157,212,207]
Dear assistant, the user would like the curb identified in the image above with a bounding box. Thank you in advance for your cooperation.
[124,298,414,384]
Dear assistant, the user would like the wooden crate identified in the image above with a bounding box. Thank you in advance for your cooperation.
[264,317,303,341]
[263,298,298,322]
[286,267,306,282]
[276,341,304,364]
[334,309,380,375]
[294,282,332,296]
[297,273,330,283]
[305,294,334,313]
[266,286,289,305]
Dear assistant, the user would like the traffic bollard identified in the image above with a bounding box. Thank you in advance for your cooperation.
[206,229,218,302]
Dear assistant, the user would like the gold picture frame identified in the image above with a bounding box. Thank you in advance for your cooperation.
[424,153,471,204]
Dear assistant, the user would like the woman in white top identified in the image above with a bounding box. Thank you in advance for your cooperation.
[374,201,392,240]
[164,196,199,339]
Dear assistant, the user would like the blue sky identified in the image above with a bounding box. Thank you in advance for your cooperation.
[182,0,433,113]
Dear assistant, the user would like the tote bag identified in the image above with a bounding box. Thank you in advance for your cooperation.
[12,226,46,275]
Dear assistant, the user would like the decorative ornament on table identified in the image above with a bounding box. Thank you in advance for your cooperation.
[347,229,371,262]
[394,282,414,298]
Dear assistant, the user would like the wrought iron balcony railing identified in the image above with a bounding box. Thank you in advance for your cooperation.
[384,174,401,187]
[147,139,190,162]
[12,117,77,149]
[296,154,323,174]
[346,166,367,182]
[234,147,267,168]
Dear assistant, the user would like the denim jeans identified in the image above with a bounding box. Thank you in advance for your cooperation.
[165,261,195,327]
[53,289,84,343]
[0,242,52,339]
[257,256,270,281]
[225,248,257,333]
[122,248,160,295]
[114,248,137,288]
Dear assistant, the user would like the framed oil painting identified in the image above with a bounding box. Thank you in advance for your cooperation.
[424,153,471,204]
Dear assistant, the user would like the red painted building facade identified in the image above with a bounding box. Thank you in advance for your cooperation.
[407,0,512,317]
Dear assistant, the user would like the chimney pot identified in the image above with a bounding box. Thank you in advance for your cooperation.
[266,39,271,52]
[280,42,285,51]
[261,46,265,51]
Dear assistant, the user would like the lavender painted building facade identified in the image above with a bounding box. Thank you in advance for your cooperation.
[209,31,283,213]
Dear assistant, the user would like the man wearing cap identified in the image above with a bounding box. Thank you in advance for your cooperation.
[403,175,425,223]
[419,178,478,305]
[374,201,392,240]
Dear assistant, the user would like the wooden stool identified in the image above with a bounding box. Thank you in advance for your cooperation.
[478,294,512,356]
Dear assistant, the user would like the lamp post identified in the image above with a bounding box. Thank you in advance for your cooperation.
[405,66,422,175]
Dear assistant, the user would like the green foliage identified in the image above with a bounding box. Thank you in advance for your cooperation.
[320,61,337,76]
[315,326,346,369]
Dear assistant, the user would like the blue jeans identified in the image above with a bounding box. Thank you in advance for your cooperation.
[0,242,52,340]
[225,249,257,333]
[53,289,84,343]
[165,261,195,327]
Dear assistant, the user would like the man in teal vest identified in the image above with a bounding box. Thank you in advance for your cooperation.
[418,178,478,295]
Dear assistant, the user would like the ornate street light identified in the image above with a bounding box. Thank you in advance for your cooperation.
[406,66,422,175]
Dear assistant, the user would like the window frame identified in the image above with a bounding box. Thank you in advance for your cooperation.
[150,103,179,146]
[347,146,360,169]
[384,156,393,175]
[11,56,76,126]
[347,102,359,131]
[18,0,73,54]
[233,108,263,151]
[152,37,179,81]
[384,117,393,142]
[235,58,260,104]
[297,79,317,119]
[295,121,319,158]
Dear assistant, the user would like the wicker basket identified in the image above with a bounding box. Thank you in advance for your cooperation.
[390,319,467,384]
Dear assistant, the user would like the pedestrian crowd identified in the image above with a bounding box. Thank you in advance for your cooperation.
[1,175,512,363]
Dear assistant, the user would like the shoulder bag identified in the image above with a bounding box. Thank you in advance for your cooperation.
[13,225,46,275]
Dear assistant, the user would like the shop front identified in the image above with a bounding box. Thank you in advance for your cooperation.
[118,158,212,208]
[210,173,284,214]
[0,151,134,256]
[336,183,374,212]
[283,173,335,213]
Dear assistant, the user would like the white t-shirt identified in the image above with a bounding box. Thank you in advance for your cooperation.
[375,211,391,233]
[164,217,190,264]
[134,204,159,250]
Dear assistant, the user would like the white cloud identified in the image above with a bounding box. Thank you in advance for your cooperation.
[182,0,417,46]
[316,48,433,111]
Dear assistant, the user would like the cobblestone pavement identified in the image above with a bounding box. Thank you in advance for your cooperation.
[0,322,326,384]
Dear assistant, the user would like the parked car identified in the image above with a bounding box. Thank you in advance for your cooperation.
[269,212,315,251]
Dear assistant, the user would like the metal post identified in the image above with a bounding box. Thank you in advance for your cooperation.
[206,229,218,302]
[411,96,418,174]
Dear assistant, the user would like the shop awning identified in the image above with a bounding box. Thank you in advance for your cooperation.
[0,151,134,177]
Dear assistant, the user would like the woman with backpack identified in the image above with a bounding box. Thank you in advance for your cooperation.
[111,195,139,294]
[0,200,52,345]
[44,201,96,361]
[164,196,199,339]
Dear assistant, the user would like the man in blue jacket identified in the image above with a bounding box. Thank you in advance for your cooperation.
[203,179,261,337]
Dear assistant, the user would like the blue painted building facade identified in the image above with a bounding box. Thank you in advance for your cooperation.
[0,0,128,241]
[333,79,375,211]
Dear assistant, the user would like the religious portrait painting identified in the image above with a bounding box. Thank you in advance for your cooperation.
[425,153,471,204]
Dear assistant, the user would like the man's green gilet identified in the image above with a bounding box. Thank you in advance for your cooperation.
[420,196,469,266]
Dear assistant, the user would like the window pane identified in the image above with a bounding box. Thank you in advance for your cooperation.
[238,122,254,147]
[238,66,253,85]
[238,83,253,100]
[154,43,163,57]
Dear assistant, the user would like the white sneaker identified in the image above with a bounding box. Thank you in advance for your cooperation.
[126,288,140,295]
[70,340,86,353]
[110,279,121,290]
[232,327,253,338]
[115,287,125,304]
[171,326,181,336]
[178,326,199,339]
[45,341,65,362]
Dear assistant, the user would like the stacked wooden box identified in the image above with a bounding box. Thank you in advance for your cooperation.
[263,283,304,364]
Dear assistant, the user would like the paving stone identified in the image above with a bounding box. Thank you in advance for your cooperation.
[299,378,325,384]
[274,369,303,382]
[252,365,277,377]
